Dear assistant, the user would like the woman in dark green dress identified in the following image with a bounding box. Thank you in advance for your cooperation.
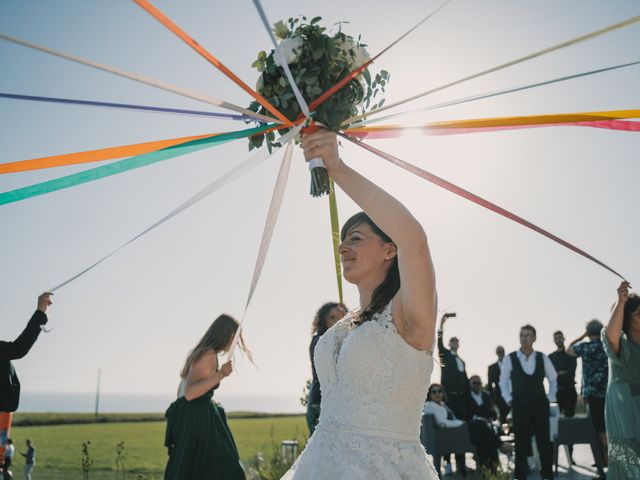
[602,281,640,479]
[164,314,247,480]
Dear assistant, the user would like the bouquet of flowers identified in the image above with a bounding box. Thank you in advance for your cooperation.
[248,16,389,196]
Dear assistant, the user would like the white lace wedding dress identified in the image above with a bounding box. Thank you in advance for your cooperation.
[282,302,438,479]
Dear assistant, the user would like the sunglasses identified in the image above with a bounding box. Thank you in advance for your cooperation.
[430,389,443,394]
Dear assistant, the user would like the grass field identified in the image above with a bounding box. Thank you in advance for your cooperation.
[7,415,308,479]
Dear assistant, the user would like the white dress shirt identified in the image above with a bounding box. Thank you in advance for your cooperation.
[499,350,557,404]
[470,390,484,406]
[452,352,465,372]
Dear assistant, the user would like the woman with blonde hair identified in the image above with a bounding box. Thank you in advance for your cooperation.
[164,314,247,480]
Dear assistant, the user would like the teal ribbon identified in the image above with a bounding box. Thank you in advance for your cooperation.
[0,124,273,206]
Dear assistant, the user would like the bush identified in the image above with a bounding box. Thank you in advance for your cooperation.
[245,426,305,480]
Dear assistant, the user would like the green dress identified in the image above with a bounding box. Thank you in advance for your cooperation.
[164,389,245,480]
[601,330,640,479]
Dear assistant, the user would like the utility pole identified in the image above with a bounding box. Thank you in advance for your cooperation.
[94,368,101,418]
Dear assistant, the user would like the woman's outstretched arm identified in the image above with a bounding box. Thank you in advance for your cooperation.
[605,281,630,355]
[302,130,436,350]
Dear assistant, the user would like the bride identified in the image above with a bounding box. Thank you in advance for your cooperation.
[282,130,439,479]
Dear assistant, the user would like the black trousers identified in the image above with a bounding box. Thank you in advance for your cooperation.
[556,386,577,417]
[497,396,511,424]
[587,396,606,434]
[446,391,468,420]
[512,397,553,480]
[468,419,500,469]
[446,392,469,473]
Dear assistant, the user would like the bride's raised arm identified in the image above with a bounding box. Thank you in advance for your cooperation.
[302,130,437,350]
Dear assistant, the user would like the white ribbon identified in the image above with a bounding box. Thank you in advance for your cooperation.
[226,129,300,359]
[350,59,640,127]
[251,0,312,120]
[49,125,302,292]
[344,13,640,125]
[307,157,325,170]
[0,32,278,124]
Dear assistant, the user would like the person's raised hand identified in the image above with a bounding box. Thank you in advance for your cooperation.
[37,292,53,313]
[617,281,631,304]
[440,312,455,327]
[301,129,342,176]
[219,360,233,378]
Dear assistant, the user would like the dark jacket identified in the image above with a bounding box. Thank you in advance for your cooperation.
[22,446,35,465]
[437,330,468,395]
[465,389,497,421]
[308,334,321,406]
[548,349,577,389]
[0,310,48,412]
[487,361,502,403]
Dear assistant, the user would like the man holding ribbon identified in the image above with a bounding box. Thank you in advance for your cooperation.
[0,293,51,413]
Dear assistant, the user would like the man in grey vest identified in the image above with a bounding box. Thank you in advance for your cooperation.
[500,324,557,480]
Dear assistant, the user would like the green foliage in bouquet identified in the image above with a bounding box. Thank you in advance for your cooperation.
[247,16,389,152]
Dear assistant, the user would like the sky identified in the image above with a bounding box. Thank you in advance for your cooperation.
[1,1,639,412]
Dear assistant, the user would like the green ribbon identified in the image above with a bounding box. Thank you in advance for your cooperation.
[0,124,273,206]
[328,179,343,303]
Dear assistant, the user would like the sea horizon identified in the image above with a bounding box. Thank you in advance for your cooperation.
[18,391,306,414]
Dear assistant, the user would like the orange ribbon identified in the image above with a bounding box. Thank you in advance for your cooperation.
[133,0,293,127]
[0,132,222,174]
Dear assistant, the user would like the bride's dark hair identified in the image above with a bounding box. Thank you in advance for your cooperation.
[341,212,400,324]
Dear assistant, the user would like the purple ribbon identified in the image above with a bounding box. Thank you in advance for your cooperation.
[0,92,263,122]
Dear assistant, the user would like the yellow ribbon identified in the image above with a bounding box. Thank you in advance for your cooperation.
[328,180,343,304]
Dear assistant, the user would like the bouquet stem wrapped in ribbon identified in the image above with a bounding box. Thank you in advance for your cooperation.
[248,16,389,196]
[301,123,332,196]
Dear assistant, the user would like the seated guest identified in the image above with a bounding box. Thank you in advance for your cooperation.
[423,383,501,474]
[465,375,498,421]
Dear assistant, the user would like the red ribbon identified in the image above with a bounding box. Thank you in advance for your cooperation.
[339,133,626,280]
[344,120,640,139]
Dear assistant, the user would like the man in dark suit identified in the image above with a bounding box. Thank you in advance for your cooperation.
[487,345,510,424]
[548,330,577,418]
[437,312,469,475]
[437,312,469,420]
[0,293,51,413]
[466,375,497,421]
[500,324,557,480]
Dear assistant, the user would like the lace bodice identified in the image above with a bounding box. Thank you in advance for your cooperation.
[282,302,437,479]
[314,301,434,439]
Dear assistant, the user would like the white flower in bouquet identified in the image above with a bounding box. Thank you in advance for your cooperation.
[248,16,389,197]
[338,37,370,68]
[274,37,303,66]
[352,45,370,68]
[272,20,290,40]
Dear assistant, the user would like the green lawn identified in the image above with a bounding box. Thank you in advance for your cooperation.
[7,415,308,479]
